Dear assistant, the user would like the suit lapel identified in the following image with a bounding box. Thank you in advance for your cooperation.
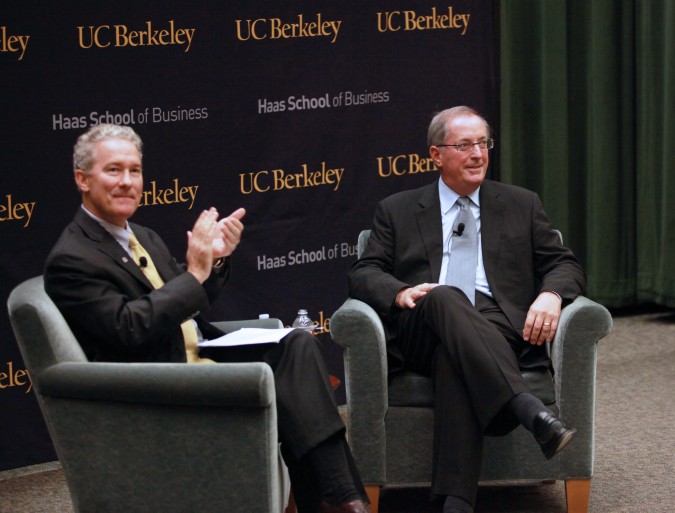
[415,183,443,282]
[73,209,155,287]
[479,181,506,284]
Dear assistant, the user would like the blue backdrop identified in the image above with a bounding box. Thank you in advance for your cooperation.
[0,0,498,470]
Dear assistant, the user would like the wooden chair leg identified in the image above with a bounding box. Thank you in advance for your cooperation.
[284,489,296,513]
[365,485,381,513]
[565,479,591,513]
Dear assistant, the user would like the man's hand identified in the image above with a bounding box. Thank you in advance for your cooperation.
[396,283,438,309]
[522,291,562,345]
[186,207,246,283]
[186,208,219,283]
[211,207,246,258]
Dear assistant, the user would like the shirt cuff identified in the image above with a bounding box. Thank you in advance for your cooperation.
[541,289,562,302]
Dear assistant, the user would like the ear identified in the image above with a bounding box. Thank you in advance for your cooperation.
[429,146,441,167]
[74,169,89,192]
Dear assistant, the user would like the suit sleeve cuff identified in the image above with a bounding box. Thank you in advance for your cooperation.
[541,289,563,302]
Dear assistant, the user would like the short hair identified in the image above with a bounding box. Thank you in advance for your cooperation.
[73,124,143,173]
[427,106,491,147]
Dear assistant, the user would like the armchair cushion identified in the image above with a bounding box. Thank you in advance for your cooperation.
[388,372,434,407]
[388,368,555,408]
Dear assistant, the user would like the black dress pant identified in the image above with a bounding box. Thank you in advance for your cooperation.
[202,329,346,510]
[394,286,533,505]
[203,329,344,458]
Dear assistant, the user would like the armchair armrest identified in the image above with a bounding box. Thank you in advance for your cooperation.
[550,295,613,474]
[552,296,613,412]
[331,298,389,483]
[37,361,275,408]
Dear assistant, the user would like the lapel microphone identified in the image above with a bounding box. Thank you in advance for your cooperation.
[139,256,148,269]
[453,223,465,236]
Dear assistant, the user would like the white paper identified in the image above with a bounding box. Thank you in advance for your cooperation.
[198,327,297,347]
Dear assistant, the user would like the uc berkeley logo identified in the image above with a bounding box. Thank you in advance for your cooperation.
[376,154,438,177]
[0,26,30,60]
[0,361,32,394]
[0,194,36,228]
[235,14,342,43]
[377,7,471,35]
[77,20,196,52]
[137,179,199,209]
[240,162,345,194]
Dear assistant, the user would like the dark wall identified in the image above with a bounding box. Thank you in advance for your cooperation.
[0,1,498,470]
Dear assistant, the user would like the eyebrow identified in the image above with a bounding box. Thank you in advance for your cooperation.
[103,160,142,168]
[450,137,488,144]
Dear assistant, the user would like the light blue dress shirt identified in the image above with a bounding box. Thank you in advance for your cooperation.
[437,179,493,298]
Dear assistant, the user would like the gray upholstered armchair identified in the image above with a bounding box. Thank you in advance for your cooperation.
[331,231,613,513]
[7,276,289,513]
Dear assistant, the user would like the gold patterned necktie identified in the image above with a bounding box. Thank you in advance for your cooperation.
[128,234,214,364]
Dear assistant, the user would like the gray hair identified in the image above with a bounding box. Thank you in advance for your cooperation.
[73,124,143,173]
[427,106,491,147]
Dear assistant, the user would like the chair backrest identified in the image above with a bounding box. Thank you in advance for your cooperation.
[7,276,87,385]
[357,230,372,259]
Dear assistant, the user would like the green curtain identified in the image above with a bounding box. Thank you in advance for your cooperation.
[499,0,675,308]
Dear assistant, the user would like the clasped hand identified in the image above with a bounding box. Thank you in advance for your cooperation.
[186,207,246,283]
[395,283,438,309]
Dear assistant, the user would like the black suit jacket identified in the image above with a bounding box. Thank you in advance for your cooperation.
[44,208,229,363]
[348,180,586,365]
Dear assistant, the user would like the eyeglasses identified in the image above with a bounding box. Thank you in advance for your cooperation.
[436,138,494,153]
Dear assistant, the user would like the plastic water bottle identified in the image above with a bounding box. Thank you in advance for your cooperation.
[292,309,313,328]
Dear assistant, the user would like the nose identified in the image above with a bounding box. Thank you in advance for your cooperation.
[119,170,133,185]
[469,143,483,156]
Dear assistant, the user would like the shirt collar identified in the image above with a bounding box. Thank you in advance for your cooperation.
[438,179,481,215]
[80,204,134,246]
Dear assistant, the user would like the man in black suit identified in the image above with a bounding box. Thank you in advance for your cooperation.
[45,124,370,513]
[348,106,585,513]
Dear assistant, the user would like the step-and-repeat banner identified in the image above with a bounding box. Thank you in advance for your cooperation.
[1,1,497,470]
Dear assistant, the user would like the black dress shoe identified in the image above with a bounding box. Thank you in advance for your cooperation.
[533,411,577,459]
[318,499,372,513]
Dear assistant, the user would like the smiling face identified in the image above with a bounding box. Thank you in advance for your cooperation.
[75,137,143,227]
[429,114,490,196]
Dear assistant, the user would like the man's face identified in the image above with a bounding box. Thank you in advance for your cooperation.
[75,137,143,227]
[430,114,490,196]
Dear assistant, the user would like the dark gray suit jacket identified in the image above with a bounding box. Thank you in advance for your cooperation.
[44,208,228,363]
[348,179,586,366]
